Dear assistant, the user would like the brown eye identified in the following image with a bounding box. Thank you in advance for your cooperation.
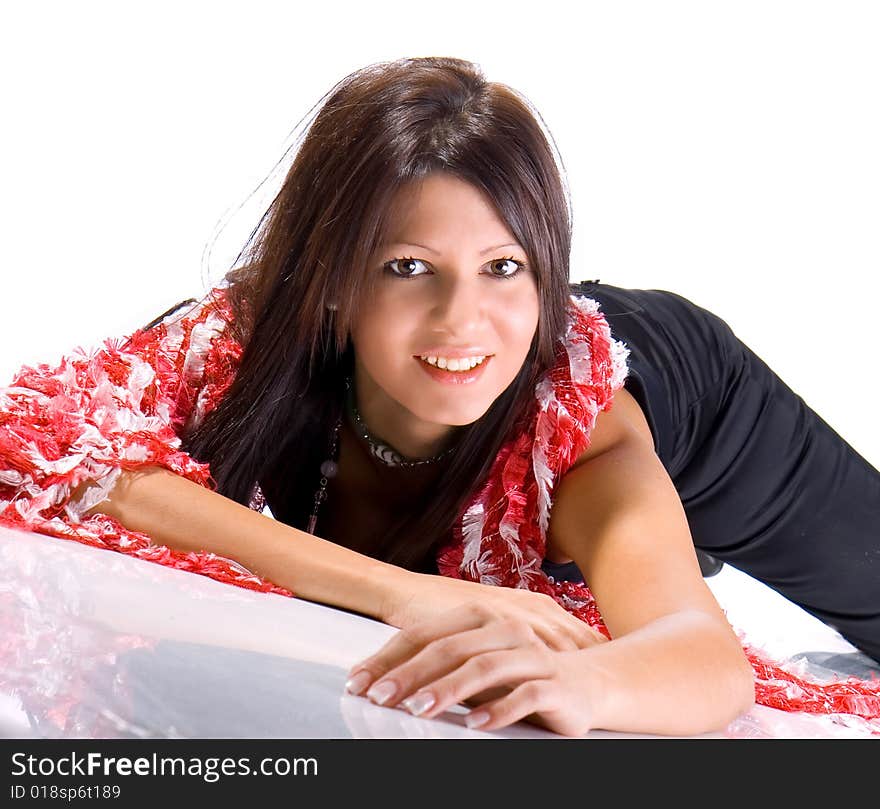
[489,258,526,279]
[385,257,428,278]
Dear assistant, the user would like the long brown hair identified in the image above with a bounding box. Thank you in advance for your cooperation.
[182,56,575,570]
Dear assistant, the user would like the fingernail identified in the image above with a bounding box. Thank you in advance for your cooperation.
[345,670,372,696]
[401,692,435,716]
[366,680,397,705]
[465,710,490,730]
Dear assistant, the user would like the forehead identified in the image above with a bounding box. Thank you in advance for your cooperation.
[381,173,513,239]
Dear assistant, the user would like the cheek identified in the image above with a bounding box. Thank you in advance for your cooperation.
[498,296,540,352]
[350,308,413,376]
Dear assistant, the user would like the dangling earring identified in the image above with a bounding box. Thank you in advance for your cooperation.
[326,301,338,311]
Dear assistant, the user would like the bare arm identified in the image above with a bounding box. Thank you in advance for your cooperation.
[544,435,755,735]
[74,467,594,647]
[75,466,408,623]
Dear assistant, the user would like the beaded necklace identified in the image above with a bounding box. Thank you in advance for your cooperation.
[305,376,459,534]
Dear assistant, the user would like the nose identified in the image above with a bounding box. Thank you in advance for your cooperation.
[428,274,486,336]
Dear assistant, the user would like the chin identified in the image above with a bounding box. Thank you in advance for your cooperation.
[406,397,496,429]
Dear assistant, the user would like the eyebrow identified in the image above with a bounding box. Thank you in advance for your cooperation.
[382,241,522,256]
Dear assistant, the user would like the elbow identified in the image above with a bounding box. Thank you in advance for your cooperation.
[733,651,757,718]
[727,621,757,718]
[697,615,757,731]
[712,637,756,729]
[692,666,754,737]
[692,649,756,735]
[708,612,757,725]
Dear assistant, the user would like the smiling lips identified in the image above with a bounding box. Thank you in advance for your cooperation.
[415,354,493,385]
[418,353,489,371]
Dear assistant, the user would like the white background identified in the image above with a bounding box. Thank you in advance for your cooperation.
[1,0,878,469]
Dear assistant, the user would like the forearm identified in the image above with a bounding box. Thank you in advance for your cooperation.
[579,609,755,736]
[77,466,409,623]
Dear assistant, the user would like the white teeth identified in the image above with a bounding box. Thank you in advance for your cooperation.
[419,354,487,371]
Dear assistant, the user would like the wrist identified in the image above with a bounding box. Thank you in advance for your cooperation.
[563,647,617,733]
[376,566,421,627]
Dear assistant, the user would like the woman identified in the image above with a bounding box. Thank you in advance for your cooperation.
[1,56,877,737]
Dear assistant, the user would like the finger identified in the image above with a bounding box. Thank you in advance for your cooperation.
[359,619,544,708]
[537,620,584,652]
[571,622,609,649]
[346,602,500,690]
[462,684,513,707]
[529,594,607,650]
[396,646,556,722]
[460,678,564,734]
[535,616,606,652]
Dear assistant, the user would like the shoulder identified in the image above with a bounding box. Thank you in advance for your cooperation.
[544,387,667,565]
[564,294,630,401]
[558,294,651,466]
[136,284,240,353]
[571,385,655,467]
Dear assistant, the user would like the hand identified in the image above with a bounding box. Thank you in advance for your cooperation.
[381,570,607,651]
[345,601,608,737]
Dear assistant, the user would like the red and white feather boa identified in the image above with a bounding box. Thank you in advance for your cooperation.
[1,282,878,733]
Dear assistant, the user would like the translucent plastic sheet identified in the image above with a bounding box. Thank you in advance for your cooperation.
[0,526,877,739]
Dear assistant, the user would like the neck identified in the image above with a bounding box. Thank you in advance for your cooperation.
[348,372,458,461]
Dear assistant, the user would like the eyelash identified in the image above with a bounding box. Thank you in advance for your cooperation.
[383,255,528,282]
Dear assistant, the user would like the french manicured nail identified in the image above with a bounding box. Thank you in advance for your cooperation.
[345,670,372,695]
[465,710,490,729]
[366,680,397,705]
[401,692,435,716]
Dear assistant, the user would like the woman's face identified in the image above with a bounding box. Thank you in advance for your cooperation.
[350,172,540,459]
